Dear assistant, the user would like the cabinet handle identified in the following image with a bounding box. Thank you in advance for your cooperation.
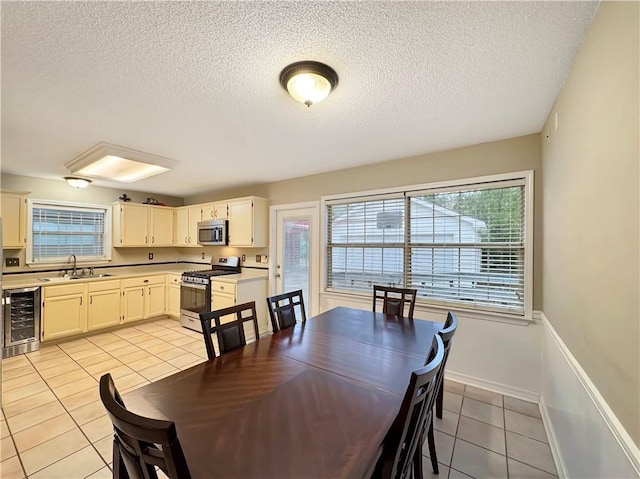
[185,236,188,243]
[152,236,155,244]
[90,296,92,305]
[220,286,224,290]
[141,288,144,296]
[144,279,149,283]
[80,296,83,306]
[145,236,148,243]
[149,288,151,295]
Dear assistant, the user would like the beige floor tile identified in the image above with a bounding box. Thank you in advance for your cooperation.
[135,323,159,333]
[66,346,106,361]
[86,464,113,478]
[136,337,166,350]
[508,458,558,478]
[87,333,122,347]
[448,468,474,479]
[2,390,58,417]
[156,318,180,327]
[106,343,141,357]
[423,429,455,465]
[460,397,504,428]
[60,387,101,411]
[77,352,114,368]
[84,358,124,377]
[2,355,32,371]
[129,333,155,343]
[45,368,93,389]
[138,362,179,381]
[451,438,508,479]
[1,419,8,439]
[154,347,185,361]
[421,456,450,479]
[98,340,131,352]
[154,330,186,341]
[30,444,106,479]
[169,335,195,347]
[433,408,460,436]
[20,428,89,476]
[113,372,148,391]
[464,385,504,407]
[179,340,208,356]
[6,400,66,434]
[59,339,95,354]
[506,431,557,476]
[38,360,82,379]
[33,356,77,373]
[456,415,506,455]
[1,372,43,393]
[1,435,17,459]
[26,348,66,364]
[92,364,135,380]
[127,355,164,372]
[119,349,154,364]
[81,415,114,443]
[504,396,542,419]
[166,352,202,368]
[69,400,107,426]
[444,379,466,395]
[144,341,178,355]
[113,327,147,340]
[52,375,98,399]
[0,455,25,479]
[13,413,76,452]
[150,327,179,338]
[92,435,114,463]
[178,359,205,371]
[443,391,463,414]
[1,380,49,404]
[505,409,548,443]
[1,363,36,380]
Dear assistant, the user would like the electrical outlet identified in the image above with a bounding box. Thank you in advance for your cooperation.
[148,253,154,260]
[255,255,261,262]
[202,253,205,260]
[241,254,246,262]
[5,258,19,267]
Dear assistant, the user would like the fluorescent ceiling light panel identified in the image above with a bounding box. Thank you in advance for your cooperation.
[65,142,178,183]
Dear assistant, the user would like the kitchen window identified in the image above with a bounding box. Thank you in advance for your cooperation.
[324,171,533,317]
[27,199,112,265]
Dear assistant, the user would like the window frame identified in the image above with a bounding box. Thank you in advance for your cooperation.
[321,171,534,319]
[26,199,113,266]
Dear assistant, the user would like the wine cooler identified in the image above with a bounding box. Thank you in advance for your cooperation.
[2,287,41,358]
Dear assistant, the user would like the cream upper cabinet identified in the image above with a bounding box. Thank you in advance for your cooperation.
[175,205,202,247]
[202,202,228,221]
[42,283,87,341]
[227,197,268,247]
[1,192,28,248]
[113,203,174,247]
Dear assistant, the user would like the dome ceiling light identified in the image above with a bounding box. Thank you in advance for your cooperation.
[64,177,92,188]
[279,61,338,107]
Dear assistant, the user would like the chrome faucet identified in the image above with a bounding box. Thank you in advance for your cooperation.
[68,254,77,276]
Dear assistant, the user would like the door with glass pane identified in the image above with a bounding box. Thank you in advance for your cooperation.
[273,204,319,317]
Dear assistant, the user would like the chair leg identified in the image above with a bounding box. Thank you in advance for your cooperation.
[112,438,129,479]
[436,382,444,419]
[413,437,424,479]
[427,420,439,474]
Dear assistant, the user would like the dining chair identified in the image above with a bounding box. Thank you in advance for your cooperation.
[421,311,459,475]
[373,285,417,319]
[266,289,307,332]
[376,334,444,479]
[199,301,259,358]
[99,373,191,479]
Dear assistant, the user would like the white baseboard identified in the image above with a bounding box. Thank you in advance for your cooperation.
[445,370,539,403]
[540,312,640,478]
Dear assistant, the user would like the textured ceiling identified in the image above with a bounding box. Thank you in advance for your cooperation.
[1,1,598,197]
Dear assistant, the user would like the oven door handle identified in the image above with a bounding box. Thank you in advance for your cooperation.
[179,282,208,290]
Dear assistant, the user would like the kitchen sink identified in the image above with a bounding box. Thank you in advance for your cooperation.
[39,273,113,282]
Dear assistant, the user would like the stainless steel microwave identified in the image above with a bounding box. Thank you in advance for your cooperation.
[197,220,227,245]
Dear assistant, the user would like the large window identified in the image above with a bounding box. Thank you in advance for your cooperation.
[325,173,532,316]
[27,200,111,265]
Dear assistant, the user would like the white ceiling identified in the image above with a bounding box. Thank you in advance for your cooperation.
[1,1,598,197]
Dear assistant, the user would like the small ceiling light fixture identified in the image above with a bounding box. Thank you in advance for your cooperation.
[279,61,338,107]
[64,177,92,188]
[65,142,178,183]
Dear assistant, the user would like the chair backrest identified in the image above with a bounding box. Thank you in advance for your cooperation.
[373,285,417,319]
[379,334,444,479]
[266,290,307,332]
[199,301,259,358]
[434,311,459,398]
[99,374,191,479]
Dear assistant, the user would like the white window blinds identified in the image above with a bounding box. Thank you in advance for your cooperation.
[30,202,110,264]
[325,176,529,316]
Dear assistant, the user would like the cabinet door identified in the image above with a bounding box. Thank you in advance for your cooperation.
[123,287,145,322]
[168,283,181,317]
[201,204,216,221]
[211,293,236,324]
[175,208,190,246]
[150,207,174,246]
[213,202,228,220]
[228,199,253,246]
[145,283,166,318]
[42,294,85,341]
[187,206,202,246]
[88,289,121,331]
[119,204,149,246]
[1,193,26,248]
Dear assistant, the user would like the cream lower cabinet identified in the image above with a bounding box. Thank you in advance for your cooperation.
[42,283,87,341]
[211,277,268,342]
[166,274,181,318]
[122,276,166,323]
[87,280,122,331]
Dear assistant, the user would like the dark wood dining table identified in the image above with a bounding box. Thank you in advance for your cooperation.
[123,306,442,479]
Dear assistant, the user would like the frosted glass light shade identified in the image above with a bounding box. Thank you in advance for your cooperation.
[64,177,91,188]
[280,61,338,107]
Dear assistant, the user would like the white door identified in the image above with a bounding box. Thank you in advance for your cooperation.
[270,203,319,317]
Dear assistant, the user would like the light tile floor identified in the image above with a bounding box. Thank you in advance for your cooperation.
[1,318,558,479]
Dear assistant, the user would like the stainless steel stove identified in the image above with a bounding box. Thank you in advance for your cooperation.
[179,256,240,332]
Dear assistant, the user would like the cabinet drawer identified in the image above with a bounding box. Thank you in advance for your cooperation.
[122,276,164,288]
[88,280,121,292]
[166,274,181,284]
[43,283,86,298]
[211,281,236,295]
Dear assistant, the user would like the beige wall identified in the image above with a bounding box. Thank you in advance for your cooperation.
[541,1,639,446]
[188,134,543,309]
[1,173,184,273]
